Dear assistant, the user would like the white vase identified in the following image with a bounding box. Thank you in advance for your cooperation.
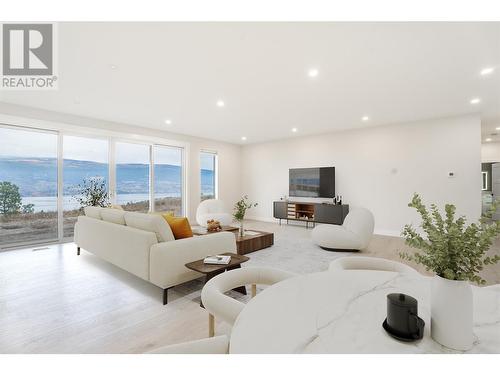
[431,275,473,350]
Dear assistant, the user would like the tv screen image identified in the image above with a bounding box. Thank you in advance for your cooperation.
[289,167,335,198]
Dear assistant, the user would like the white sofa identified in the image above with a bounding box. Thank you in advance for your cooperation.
[74,206,236,304]
[196,199,233,227]
[311,207,375,251]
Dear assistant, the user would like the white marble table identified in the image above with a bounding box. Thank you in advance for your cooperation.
[229,270,500,353]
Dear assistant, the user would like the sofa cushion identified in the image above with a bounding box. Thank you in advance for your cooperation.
[162,214,193,240]
[124,212,175,242]
[101,208,126,225]
[84,206,102,220]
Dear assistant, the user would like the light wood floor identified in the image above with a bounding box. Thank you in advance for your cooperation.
[1,220,499,353]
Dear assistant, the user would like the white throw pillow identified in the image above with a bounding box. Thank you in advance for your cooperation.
[124,212,175,242]
[100,208,126,225]
[84,206,102,220]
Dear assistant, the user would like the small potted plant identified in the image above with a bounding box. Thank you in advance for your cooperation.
[400,193,500,350]
[233,195,258,237]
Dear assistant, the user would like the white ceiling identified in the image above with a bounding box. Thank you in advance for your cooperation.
[1,22,499,144]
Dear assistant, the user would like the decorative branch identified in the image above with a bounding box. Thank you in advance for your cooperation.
[400,193,500,284]
[233,195,258,222]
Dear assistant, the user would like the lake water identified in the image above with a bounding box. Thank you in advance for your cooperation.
[22,193,180,212]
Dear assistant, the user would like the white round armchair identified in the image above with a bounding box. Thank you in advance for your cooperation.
[329,256,420,275]
[311,207,375,251]
[201,267,296,336]
[196,199,232,227]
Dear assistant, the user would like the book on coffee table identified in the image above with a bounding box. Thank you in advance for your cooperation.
[203,255,231,265]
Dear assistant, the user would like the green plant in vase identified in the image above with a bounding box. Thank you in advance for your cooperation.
[400,193,500,350]
[400,193,500,284]
[233,195,258,236]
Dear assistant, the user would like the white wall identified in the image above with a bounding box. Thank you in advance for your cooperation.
[0,102,483,237]
[481,142,500,162]
[241,115,482,236]
[0,102,242,223]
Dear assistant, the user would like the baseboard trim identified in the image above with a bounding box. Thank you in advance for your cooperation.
[245,215,402,238]
[373,229,402,238]
[246,215,276,223]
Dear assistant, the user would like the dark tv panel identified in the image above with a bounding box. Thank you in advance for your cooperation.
[319,167,335,198]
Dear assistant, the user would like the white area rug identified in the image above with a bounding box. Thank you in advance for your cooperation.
[243,222,347,274]
[181,221,352,304]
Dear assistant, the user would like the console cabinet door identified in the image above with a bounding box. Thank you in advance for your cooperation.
[273,201,287,219]
[314,204,344,224]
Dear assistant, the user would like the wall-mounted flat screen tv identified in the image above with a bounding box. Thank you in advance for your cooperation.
[289,167,335,198]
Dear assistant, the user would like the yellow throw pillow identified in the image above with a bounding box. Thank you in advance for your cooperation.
[162,214,193,240]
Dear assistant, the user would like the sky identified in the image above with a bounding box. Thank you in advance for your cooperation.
[0,127,57,157]
[200,152,216,171]
[0,128,186,166]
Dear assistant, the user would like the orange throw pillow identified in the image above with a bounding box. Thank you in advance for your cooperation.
[162,214,193,240]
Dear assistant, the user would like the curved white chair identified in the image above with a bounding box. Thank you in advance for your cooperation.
[328,256,420,275]
[201,267,296,336]
[311,207,374,251]
[148,335,229,354]
[196,199,232,227]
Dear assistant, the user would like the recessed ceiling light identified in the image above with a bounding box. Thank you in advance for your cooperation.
[291,128,298,133]
[241,136,247,141]
[480,67,495,76]
[110,64,117,70]
[361,116,370,122]
[165,119,172,125]
[308,69,319,78]
[486,138,492,142]
[470,98,481,105]
[216,100,225,107]
[496,127,500,131]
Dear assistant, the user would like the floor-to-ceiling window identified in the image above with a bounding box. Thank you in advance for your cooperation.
[200,151,217,201]
[0,126,58,248]
[153,145,183,215]
[63,135,109,238]
[116,142,150,212]
[0,124,187,248]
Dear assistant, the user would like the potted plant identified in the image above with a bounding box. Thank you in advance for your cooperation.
[400,193,500,350]
[233,195,258,237]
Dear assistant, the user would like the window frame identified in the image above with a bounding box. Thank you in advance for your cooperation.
[0,123,60,249]
[0,121,188,248]
[200,150,218,202]
[61,133,111,239]
[482,171,488,191]
[152,143,186,216]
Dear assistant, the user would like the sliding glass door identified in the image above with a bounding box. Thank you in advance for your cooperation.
[0,126,58,248]
[153,145,183,215]
[63,135,109,238]
[0,124,186,249]
[116,142,150,212]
